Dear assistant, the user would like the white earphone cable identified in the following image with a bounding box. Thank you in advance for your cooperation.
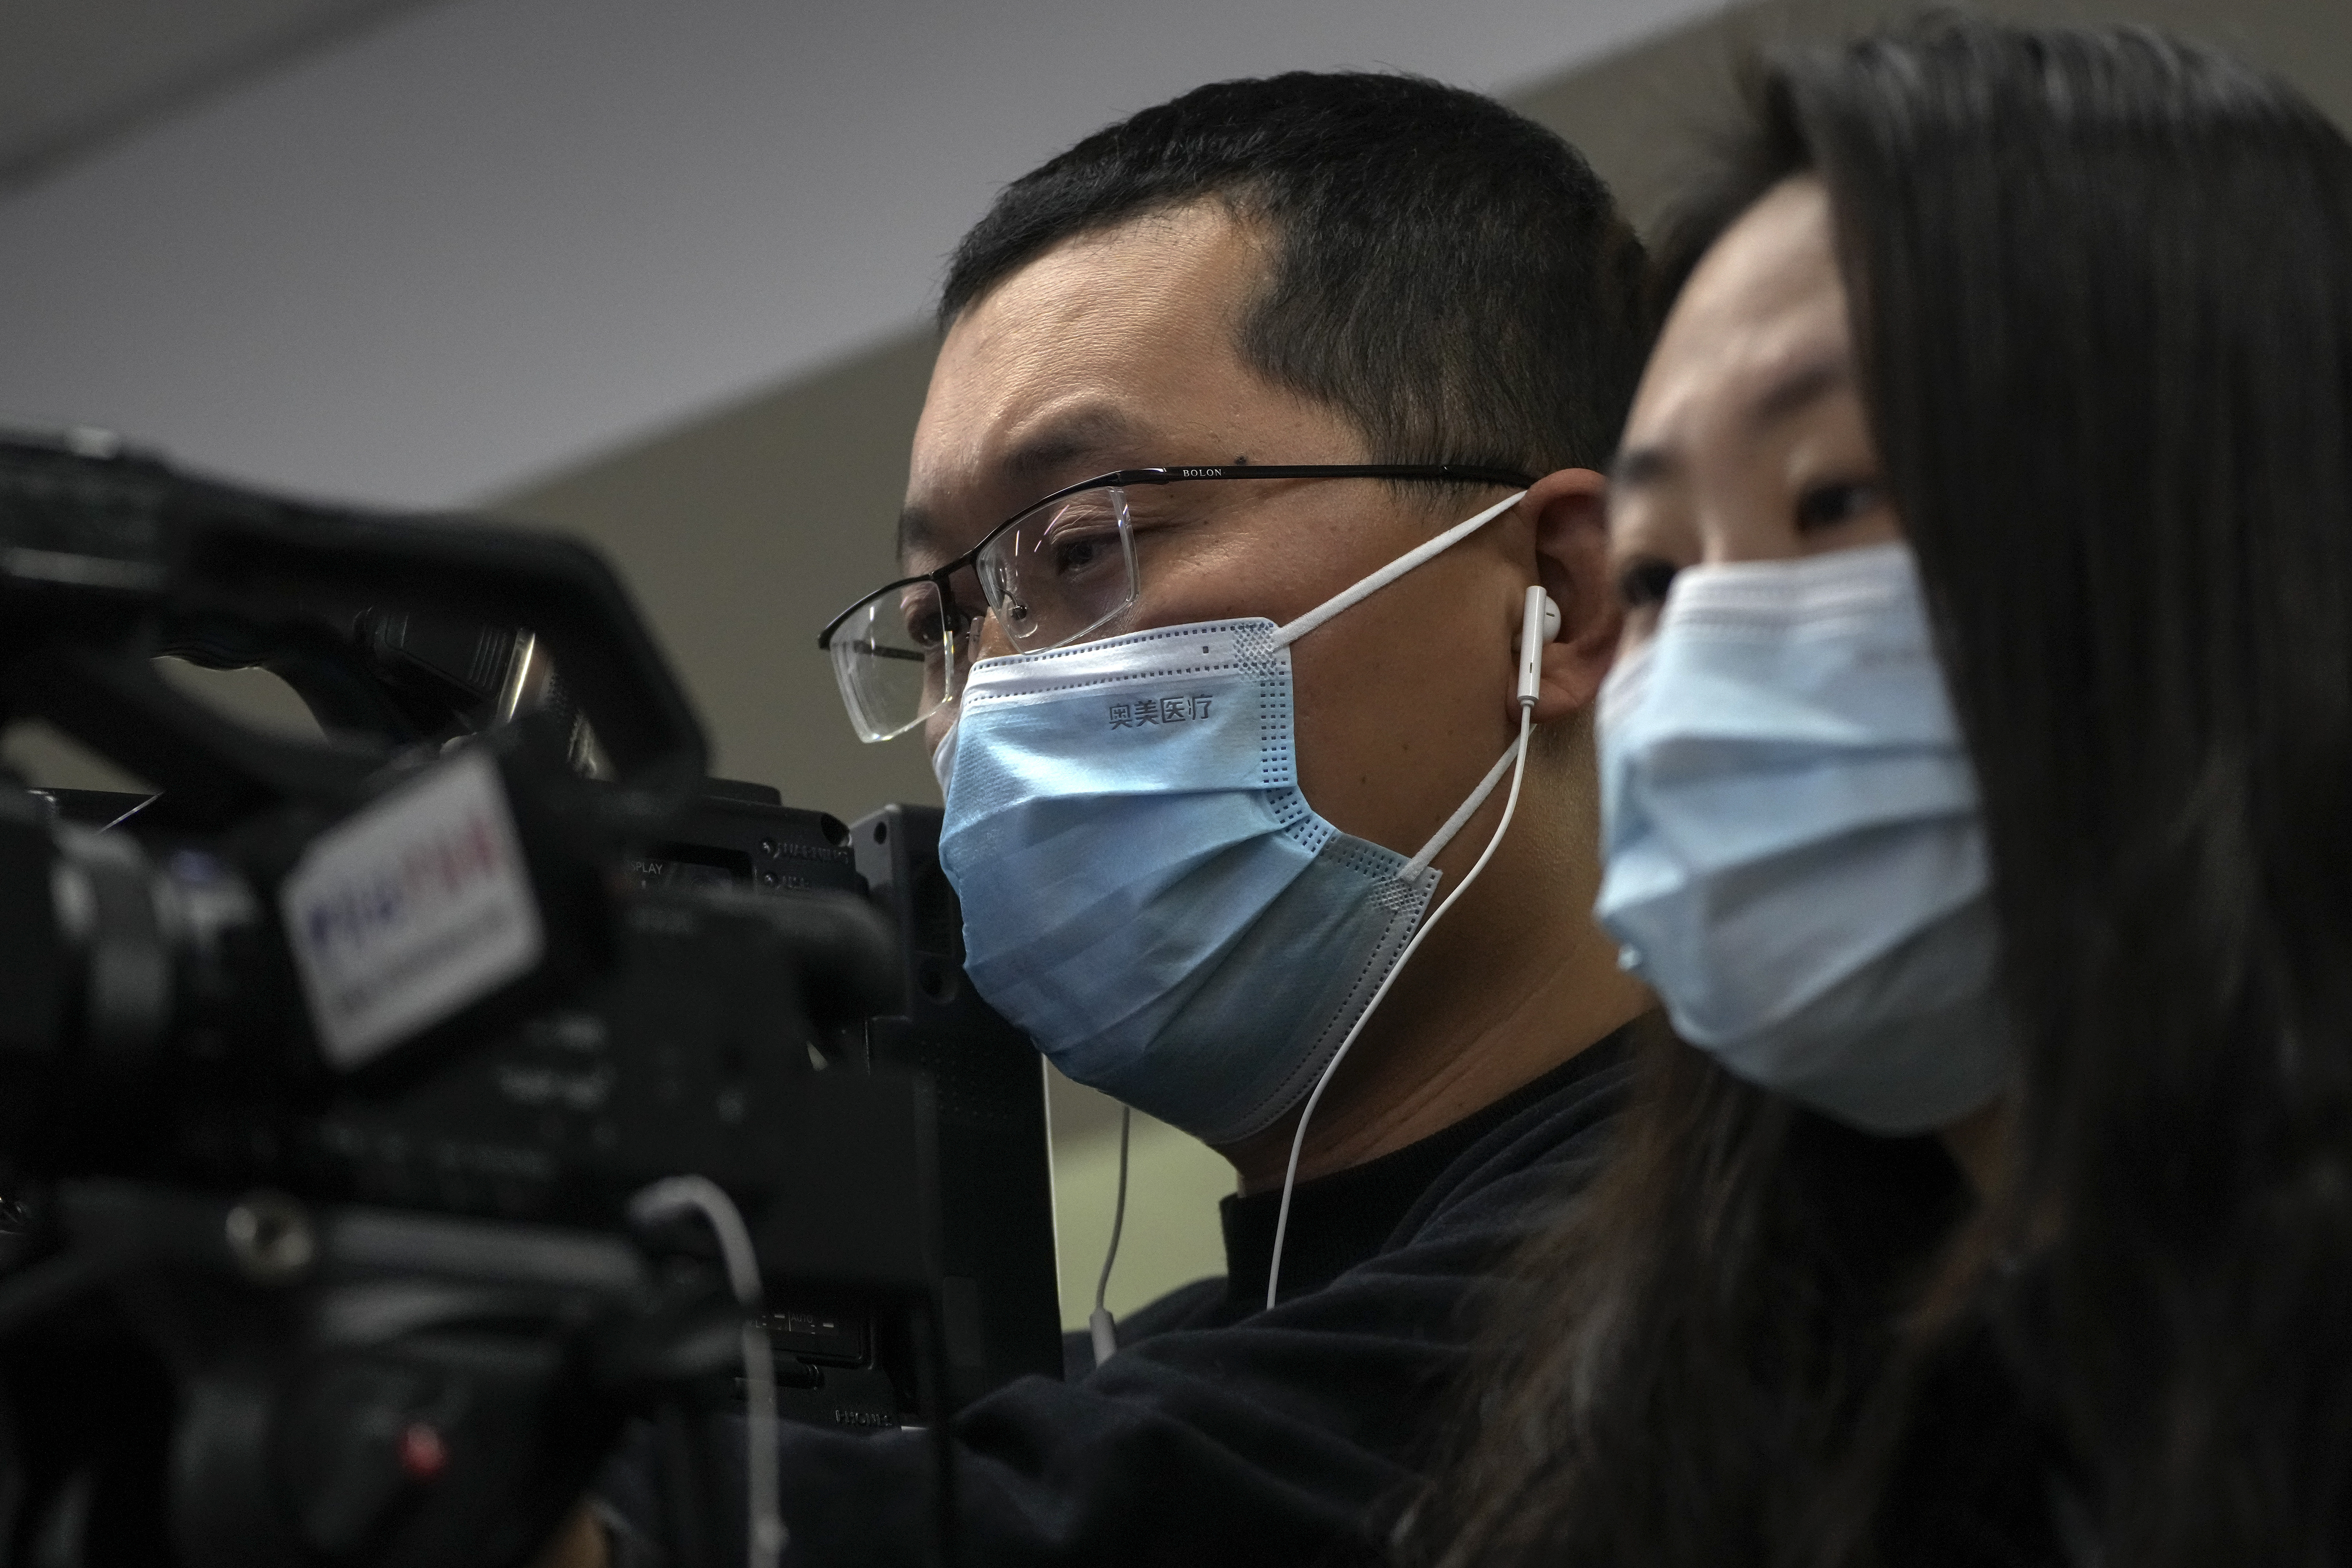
[1270,491,1527,649]
[1265,704,1535,1310]
[1263,585,1553,1310]
[1087,1105,1133,1367]
[628,1174,786,1568]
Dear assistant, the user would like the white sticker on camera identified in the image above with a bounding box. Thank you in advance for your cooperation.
[281,749,545,1071]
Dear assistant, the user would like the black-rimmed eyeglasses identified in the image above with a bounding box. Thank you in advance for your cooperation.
[816,463,1534,742]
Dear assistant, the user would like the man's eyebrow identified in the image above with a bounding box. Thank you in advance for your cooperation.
[898,406,1156,568]
[1000,405,1149,481]
[897,504,939,566]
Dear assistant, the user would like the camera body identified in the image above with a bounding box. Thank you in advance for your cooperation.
[638,788,1063,1422]
[0,432,1059,1566]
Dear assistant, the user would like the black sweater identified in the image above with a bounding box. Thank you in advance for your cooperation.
[604,1028,1632,1567]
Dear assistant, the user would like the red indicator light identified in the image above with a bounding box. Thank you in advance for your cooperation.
[398,1421,448,1480]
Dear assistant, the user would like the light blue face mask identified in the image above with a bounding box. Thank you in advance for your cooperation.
[1593,542,2009,1135]
[933,492,1527,1146]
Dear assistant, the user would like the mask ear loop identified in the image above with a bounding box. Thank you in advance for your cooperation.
[1263,584,1552,1310]
[1269,490,1527,648]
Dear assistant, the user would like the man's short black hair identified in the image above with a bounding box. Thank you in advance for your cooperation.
[941,71,1650,477]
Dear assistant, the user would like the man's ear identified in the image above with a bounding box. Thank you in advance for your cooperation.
[1523,467,1617,726]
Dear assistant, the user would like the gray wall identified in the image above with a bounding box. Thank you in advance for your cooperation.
[487,0,2352,1329]
[0,0,1721,509]
[493,0,2352,829]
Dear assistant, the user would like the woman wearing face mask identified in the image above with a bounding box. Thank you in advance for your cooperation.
[1404,19,2352,1568]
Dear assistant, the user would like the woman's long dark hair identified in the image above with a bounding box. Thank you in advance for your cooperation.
[1410,20,2352,1567]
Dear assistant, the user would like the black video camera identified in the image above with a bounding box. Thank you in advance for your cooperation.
[0,432,1058,1567]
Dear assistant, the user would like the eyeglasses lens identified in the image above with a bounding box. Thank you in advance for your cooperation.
[976,487,1138,652]
[829,577,960,742]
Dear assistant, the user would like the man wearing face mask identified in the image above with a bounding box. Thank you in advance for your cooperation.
[575,71,1655,1568]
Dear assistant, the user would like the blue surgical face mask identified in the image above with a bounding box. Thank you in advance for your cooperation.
[1593,542,2009,1135]
[933,492,1526,1145]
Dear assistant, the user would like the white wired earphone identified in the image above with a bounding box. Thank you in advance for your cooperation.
[1090,584,1559,1361]
[1089,1104,1132,1367]
[629,1174,787,1568]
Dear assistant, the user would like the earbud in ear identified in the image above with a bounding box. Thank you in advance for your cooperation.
[1516,586,1558,707]
[1512,592,1563,651]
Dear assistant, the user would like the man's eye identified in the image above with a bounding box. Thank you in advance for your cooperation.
[1616,556,1681,610]
[1795,479,1886,532]
[1047,527,1118,577]
[894,593,943,649]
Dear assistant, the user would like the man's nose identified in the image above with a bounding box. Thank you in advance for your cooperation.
[973,610,1017,662]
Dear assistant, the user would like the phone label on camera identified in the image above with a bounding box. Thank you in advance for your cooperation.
[281,750,544,1070]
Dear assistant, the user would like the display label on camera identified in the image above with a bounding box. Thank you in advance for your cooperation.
[280,749,545,1070]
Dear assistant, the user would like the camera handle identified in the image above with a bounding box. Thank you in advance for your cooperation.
[0,1180,750,1568]
[0,432,711,826]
